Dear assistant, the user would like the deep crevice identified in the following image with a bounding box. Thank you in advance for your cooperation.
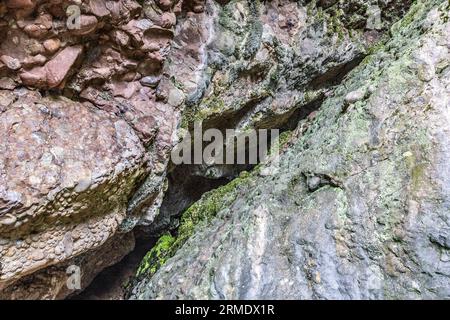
[70,43,367,301]
[141,164,239,236]
[70,235,157,300]
[307,55,366,90]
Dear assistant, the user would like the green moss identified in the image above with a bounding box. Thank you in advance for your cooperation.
[327,9,347,40]
[136,234,175,277]
[304,90,322,104]
[135,171,253,279]
[366,36,388,56]
[400,0,423,28]
[201,95,226,115]
[177,171,251,240]
[218,0,244,34]
[135,151,273,281]
[411,163,427,190]
[240,1,263,59]
[180,107,196,129]
[181,94,228,129]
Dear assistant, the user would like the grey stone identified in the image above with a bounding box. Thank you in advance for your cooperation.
[130,0,450,300]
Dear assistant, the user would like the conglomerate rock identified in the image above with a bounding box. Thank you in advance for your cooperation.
[0,89,148,298]
[0,0,209,299]
[130,0,450,299]
[1,0,448,300]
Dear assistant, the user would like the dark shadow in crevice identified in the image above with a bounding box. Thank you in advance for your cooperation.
[71,49,368,301]
[141,162,251,237]
[70,235,157,300]
[307,55,365,90]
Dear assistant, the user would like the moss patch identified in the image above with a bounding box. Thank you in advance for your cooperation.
[135,171,252,279]
[136,234,175,277]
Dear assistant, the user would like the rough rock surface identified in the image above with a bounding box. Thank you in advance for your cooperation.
[144,0,415,236]
[0,89,147,298]
[130,0,450,299]
[0,0,208,298]
[1,0,449,300]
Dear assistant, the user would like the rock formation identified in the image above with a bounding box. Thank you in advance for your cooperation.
[1,0,449,300]
[0,0,204,299]
[130,0,450,299]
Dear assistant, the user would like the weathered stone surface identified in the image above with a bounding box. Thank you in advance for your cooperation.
[0,0,209,299]
[20,45,83,88]
[5,0,35,10]
[0,89,148,297]
[132,0,416,241]
[1,0,448,301]
[0,232,135,299]
[69,15,98,36]
[130,0,450,300]
[177,0,408,133]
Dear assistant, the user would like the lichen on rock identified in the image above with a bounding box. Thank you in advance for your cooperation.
[129,0,450,300]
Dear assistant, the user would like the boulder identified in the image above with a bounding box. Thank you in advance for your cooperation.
[0,89,148,298]
[20,45,83,88]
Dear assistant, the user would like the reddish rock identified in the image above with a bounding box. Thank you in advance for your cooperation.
[45,45,83,88]
[0,55,21,71]
[6,0,35,9]
[23,24,49,38]
[0,89,148,299]
[43,38,61,54]
[159,12,177,28]
[19,67,46,87]
[156,0,175,11]
[27,41,45,55]
[193,5,204,13]
[89,0,110,17]
[111,29,130,47]
[20,46,83,88]
[69,15,98,36]
[35,13,53,29]
[0,0,198,300]
[0,77,16,90]
[22,54,46,68]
